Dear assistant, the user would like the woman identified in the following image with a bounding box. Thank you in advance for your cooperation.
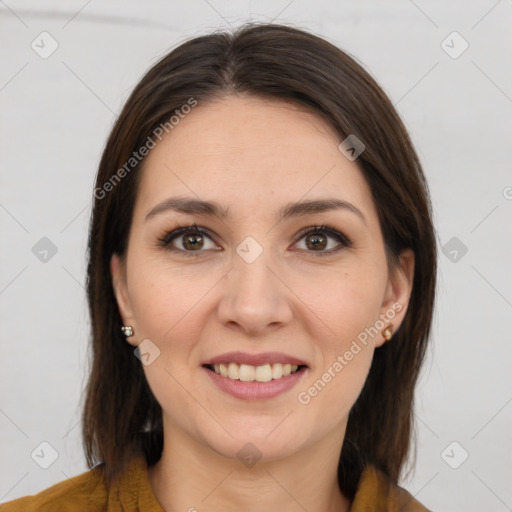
[1,22,436,511]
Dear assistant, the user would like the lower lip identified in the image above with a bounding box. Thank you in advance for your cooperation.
[202,366,308,400]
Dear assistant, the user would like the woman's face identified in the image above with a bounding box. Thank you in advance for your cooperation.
[111,94,414,461]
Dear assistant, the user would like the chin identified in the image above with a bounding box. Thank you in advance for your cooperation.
[199,423,309,464]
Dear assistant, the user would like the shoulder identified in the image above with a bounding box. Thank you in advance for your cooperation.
[351,465,432,512]
[0,464,107,512]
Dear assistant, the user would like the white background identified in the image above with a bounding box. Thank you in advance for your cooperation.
[1,1,511,510]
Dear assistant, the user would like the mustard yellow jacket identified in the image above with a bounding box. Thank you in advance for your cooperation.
[0,455,431,511]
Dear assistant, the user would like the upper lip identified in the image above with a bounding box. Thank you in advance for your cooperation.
[202,351,308,367]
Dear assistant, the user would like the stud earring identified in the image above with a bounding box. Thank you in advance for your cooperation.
[121,326,134,337]
[381,324,393,342]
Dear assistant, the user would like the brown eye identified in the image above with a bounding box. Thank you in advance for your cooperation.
[158,223,352,258]
[158,225,217,257]
[181,232,205,251]
[305,232,328,251]
[294,225,352,256]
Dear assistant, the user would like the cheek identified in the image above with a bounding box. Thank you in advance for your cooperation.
[308,350,373,427]
[304,260,387,350]
[293,262,387,416]
[127,258,212,341]
[126,262,213,421]
[298,271,381,418]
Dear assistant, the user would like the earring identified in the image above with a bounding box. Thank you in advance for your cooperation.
[121,326,134,337]
[381,324,393,342]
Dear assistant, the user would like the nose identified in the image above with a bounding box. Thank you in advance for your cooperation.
[217,246,293,336]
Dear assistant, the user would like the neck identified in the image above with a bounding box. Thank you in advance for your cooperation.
[147,421,352,512]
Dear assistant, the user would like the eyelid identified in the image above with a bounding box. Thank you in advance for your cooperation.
[294,224,353,247]
[157,224,219,255]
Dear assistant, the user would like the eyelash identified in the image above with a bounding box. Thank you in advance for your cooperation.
[157,223,353,258]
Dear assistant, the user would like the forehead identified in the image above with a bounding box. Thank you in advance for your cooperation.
[133,95,376,221]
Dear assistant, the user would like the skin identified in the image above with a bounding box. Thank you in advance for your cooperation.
[111,94,414,512]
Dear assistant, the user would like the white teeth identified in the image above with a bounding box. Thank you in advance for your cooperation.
[239,364,255,382]
[272,363,283,379]
[228,362,238,379]
[255,364,272,382]
[210,362,301,382]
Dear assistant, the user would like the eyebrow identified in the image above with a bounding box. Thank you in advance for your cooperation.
[145,196,366,224]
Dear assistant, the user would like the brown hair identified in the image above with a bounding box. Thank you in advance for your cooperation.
[82,21,437,499]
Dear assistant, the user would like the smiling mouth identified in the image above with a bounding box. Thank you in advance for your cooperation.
[203,362,307,382]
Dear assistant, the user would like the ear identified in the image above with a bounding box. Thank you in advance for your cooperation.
[375,248,415,348]
[110,253,138,347]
